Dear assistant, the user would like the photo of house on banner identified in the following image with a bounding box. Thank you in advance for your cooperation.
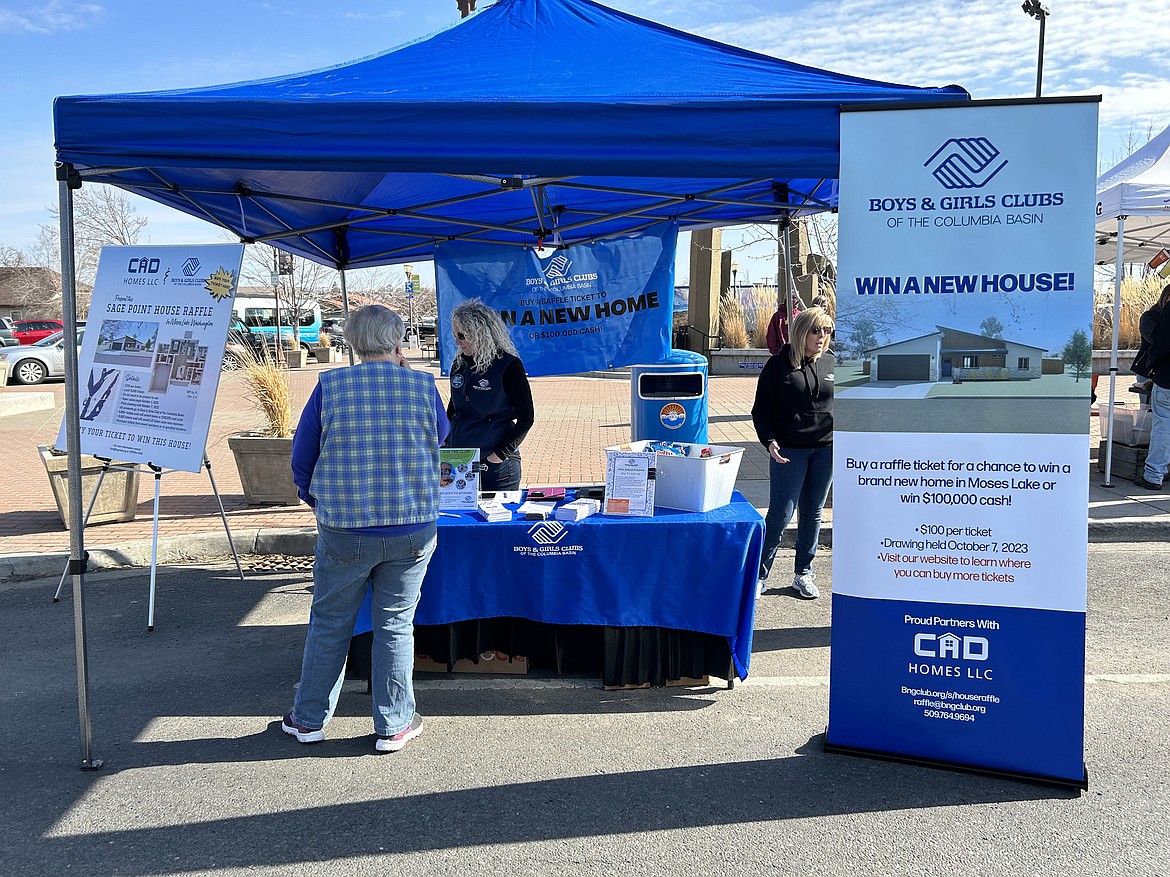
[834,299,1092,436]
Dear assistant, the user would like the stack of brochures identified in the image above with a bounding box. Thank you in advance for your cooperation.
[555,498,600,521]
[477,500,512,522]
[516,500,557,520]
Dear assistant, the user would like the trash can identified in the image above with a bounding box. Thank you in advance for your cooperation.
[630,349,708,443]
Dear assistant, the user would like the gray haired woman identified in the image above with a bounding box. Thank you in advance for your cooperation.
[285,304,450,753]
[447,299,534,491]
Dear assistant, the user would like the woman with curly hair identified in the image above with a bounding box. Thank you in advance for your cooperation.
[447,299,534,491]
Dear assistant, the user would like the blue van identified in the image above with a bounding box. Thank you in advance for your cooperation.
[233,297,321,350]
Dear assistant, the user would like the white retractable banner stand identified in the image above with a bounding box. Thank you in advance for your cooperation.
[828,99,1098,787]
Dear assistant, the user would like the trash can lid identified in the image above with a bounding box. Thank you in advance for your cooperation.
[632,349,707,368]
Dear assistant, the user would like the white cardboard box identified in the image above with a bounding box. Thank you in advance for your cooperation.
[608,441,744,512]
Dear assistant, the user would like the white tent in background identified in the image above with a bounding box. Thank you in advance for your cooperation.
[1094,122,1170,484]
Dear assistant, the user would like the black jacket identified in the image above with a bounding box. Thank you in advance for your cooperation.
[446,352,534,459]
[1140,304,1170,390]
[751,345,835,449]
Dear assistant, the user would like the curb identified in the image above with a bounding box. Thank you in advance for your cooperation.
[0,527,317,583]
[1,518,1158,583]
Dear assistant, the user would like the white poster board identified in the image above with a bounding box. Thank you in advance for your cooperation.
[58,244,245,473]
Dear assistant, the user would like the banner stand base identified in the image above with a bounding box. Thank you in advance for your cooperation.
[823,738,1089,793]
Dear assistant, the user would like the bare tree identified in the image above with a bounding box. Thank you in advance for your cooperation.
[46,186,149,285]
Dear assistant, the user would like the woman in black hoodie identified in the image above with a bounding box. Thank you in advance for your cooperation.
[750,307,835,599]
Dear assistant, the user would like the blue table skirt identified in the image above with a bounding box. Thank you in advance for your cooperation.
[356,491,764,679]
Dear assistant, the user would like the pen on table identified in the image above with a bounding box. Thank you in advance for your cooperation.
[439,512,460,518]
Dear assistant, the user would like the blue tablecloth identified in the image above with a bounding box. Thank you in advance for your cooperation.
[356,491,764,679]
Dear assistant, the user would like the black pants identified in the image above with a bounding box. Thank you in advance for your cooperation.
[480,456,521,491]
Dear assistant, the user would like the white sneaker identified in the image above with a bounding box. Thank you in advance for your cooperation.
[792,573,820,600]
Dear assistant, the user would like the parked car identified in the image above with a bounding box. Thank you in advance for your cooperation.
[0,317,17,347]
[222,314,271,371]
[12,319,64,345]
[0,327,85,384]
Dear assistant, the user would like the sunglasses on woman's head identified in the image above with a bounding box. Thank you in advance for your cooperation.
[811,326,833,336]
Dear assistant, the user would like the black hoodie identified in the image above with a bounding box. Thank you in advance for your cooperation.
[751,344,835,449]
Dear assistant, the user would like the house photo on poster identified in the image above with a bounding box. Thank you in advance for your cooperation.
[833,100,1098,437]
[59,244,244,473]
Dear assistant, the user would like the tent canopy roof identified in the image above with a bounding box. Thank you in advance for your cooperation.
[1095,122,1170,265]
[54,0,968,269]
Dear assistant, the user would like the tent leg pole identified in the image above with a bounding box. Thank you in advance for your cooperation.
[54,461,110,602]
[57,167,102,771]
[1103,217,1126,488]
[339,269,354,367]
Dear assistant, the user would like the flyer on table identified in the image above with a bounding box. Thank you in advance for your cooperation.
[59,244,244,473]
[828,99,1098,784]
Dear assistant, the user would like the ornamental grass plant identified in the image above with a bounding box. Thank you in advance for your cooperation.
[719,297,751,349]
[234,343,294,438]
[1094,272,1165,350]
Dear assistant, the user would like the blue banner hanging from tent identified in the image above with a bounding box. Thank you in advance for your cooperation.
[435,222,676,376]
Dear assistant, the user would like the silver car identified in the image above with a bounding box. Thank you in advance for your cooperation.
[0,328,85,384]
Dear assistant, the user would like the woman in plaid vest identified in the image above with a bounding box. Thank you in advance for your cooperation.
[284,305,449,753]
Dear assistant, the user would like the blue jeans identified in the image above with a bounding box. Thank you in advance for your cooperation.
[1144,384,1170,485]
[759,445,834,580]
[481,456,521,491]
[291,521,436,736]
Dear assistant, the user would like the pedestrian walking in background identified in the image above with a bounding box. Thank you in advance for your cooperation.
[1134,283,1170,490]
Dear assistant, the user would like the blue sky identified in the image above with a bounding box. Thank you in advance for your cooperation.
[2,0,1167,285]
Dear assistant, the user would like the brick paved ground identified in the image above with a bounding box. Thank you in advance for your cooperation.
[0,350,775,557]
[0,350,1121,559]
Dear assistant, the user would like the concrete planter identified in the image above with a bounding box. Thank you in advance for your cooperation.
[226,432,300,506]
[39,445,140,529]
[709,347,771,375]
[284,349,305,369]
[1092,349,1137,376]
[310,346,339,364]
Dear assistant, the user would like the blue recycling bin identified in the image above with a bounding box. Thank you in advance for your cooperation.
[630,349,708,443]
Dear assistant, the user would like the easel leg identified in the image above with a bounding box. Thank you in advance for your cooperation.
[147,464,162,632]
[204,456,245,582]
[54,459,111,603]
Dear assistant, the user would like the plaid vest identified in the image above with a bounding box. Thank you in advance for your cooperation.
[311,362,439,529]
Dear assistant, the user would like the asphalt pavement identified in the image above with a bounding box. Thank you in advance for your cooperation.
[1,542,1166,876]
[2,356,1167,874]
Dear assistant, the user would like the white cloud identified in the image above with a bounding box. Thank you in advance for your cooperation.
[0,1,101,34]
[641,0,1170,167]
[342,10,406,21]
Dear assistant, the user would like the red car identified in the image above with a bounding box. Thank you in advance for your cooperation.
[12,319,64,345]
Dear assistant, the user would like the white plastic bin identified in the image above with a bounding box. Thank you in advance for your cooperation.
[608,440,744,512]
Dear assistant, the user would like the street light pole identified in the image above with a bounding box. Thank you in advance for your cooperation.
[1022,1,1050,99]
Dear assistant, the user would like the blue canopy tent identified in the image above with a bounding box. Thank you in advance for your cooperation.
[50,0,968,766]
[54,0,967,268]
